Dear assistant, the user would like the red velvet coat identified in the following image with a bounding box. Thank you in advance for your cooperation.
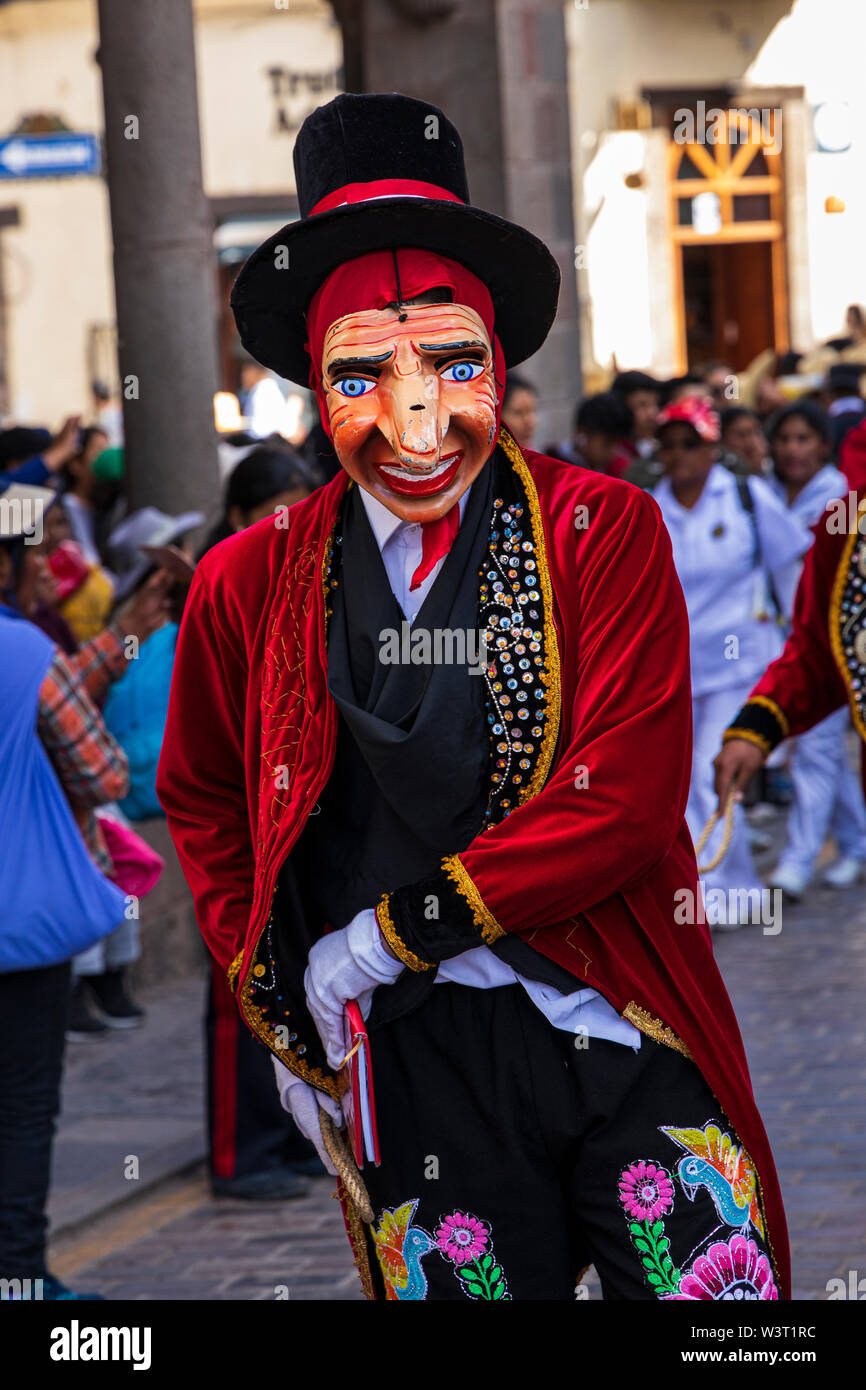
[157,439,790,1296]
[724,478,866,795]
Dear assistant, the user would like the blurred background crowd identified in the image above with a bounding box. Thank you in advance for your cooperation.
[2,0,866,1300]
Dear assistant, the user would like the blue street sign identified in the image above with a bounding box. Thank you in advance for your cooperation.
[0,132,101,180]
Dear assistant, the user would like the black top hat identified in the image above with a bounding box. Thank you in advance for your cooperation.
[231,93,561,386]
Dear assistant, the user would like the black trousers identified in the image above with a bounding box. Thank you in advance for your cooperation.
[361,983,781,1302]
[0,960,70,1279]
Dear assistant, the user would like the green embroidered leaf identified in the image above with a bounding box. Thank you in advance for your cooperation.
[490,1266,502,1283]
[657,1237,670,1254]
[661,1254,674,1273]
[651,1221,664,1238]
[493,1283,506,1299]
[629,1222,646,1239]
[633,1238,651,1253]
[481,1254,493,1271]
[462,1280,485,1298]
[456,1267,478,1280]
[641,1256,656,1270]
[646,1271,663,1285]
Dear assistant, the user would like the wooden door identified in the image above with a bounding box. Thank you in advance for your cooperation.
[668,109,788,372]
[682,240,775,371]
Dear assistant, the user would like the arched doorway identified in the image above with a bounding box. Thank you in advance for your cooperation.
[668,109,788,373]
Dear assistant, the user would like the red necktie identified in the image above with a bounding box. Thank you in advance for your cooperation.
[409,505,460,592]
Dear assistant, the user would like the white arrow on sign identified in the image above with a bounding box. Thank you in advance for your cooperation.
[0,138,95,175]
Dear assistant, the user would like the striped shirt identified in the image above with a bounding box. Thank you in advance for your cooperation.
[36,623,130,874]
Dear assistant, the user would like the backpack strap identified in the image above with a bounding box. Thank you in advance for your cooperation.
[734,475,781,618]
[734,476,759,568]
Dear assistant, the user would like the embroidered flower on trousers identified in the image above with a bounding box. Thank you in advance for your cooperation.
[435,1212,490,1265]
[618,1161,676,1223]
[664,1235,778,1301]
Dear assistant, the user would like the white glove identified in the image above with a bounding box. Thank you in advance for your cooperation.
[304,907,404,1069]
[271,1056,343,1176]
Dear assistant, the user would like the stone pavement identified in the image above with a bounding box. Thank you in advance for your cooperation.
[50,974,207,1233]
[716,837,866,1302]
[48,812,866,1299]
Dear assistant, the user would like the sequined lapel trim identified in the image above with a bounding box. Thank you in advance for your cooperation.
[830,521,866,742]
[479,431,562,825]
[239,909,340,1099]
[227,949,244,992]
[498,431,562,803]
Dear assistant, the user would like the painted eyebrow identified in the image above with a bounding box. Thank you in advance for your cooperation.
[327,350,393,375]
[416,339,487,352]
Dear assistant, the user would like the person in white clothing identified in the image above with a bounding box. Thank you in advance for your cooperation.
[653,396,811,927]
[764,402,866,897]
[239,360,290,439]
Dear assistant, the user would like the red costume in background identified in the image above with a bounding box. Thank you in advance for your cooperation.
[724,422,866,791]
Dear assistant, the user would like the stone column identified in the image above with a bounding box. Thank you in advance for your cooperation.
[333,0,582,444]
[96,0,221,518]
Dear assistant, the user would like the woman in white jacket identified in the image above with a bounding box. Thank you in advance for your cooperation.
[653,396,811,927]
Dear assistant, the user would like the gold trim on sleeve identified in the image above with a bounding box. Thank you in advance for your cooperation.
[747,695,790,739]
[442,855,506,945]
[375,896,435,973]
[721,727,772,756]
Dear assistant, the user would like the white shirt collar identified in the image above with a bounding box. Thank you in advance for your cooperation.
[829,396,863,417]
[655,462,728,514]
[358,481,472,554]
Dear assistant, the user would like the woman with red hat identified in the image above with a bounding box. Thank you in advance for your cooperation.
[158,94,792,1301]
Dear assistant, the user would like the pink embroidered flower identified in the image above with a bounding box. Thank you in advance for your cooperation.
[435,1212,490,1265]
[664,1235,778,1301]
[618,1161,675,1223]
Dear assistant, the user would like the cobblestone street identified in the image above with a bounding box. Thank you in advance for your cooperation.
[48,817,866,1302]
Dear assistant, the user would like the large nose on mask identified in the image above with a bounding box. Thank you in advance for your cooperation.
[381,370,446,467]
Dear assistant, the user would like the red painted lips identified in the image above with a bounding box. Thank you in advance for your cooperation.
[373,451,463,497]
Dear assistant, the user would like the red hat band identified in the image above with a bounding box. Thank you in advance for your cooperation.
[308,179,466,217]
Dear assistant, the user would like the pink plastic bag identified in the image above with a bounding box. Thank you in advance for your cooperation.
[99,816,164,898]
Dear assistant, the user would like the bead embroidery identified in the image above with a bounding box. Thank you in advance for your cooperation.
[831,523,866,741]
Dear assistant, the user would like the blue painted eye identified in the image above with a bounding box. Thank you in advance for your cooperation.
[333,377,376,397]
[441,361,484,382]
